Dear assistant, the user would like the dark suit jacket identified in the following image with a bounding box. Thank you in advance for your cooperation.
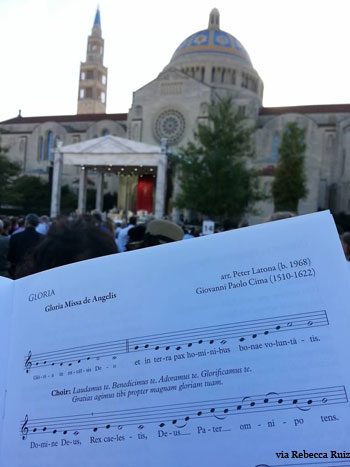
[0,235,10,277]
[8,227,42,277]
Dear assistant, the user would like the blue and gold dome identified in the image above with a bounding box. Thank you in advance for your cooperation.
[170,9,252,66]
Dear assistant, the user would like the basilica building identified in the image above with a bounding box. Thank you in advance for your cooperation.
[1,8,350,222]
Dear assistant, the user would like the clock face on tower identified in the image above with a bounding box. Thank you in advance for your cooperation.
[154,109,185,145]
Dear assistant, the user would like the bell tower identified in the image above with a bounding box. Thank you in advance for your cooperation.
[77,7,108,114]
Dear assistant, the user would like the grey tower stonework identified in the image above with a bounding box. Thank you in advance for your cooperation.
[77,8,108,115]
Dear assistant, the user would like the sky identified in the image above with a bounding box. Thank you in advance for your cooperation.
[1,0,350,122]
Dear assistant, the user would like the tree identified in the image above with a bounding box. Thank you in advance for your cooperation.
[7,178,81,214]
[174,95,261,222]
[7,176,51,212]
[0,137,21,205]
[272,122,308,213]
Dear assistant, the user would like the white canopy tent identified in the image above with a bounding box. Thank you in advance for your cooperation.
[50,135,167,218]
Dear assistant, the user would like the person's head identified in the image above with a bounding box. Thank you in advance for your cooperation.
[39,215,49,224]
[127,224,146,251]
[265,211,296,222]
[92,211,103,225]
[2,218,11,235]
[17,217,25,228]
[103,218,115,235]
[25,213,40,228]
[129,216,137,226]
[9,217,17,233]
[222,218,238,231]
[341,232,350,259]
[18,217,117,277]
[143,219,184,247]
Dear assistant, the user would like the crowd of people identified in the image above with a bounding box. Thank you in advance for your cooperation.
[0,212,190,279]
[1,210,349,280]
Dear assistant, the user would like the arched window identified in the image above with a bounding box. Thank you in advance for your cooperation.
[221,69,226,83]
[231,70,236,84]
[211,67,216,82]
[46,131,54,161]
[38,137,44,161]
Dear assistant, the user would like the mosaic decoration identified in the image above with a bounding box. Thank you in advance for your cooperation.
[213,31,231,47]
[191,30,209,46]
[154,110,185,145]
[171,28,251,65]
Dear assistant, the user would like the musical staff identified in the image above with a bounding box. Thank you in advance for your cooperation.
[20,385,346,439]
[24,310,328,372]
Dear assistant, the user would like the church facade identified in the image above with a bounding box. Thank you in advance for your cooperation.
[1,8,350,222]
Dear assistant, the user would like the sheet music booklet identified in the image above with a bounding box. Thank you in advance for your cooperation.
[0,211,349,467]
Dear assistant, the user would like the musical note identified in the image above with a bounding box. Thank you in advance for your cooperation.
[24,310,328,372]
[21,414,29,440]
[20,385,346,439]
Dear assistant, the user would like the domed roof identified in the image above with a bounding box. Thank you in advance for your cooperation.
[169,9,252,66]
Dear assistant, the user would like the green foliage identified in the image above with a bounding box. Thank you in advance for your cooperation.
[272,122,308,213]
[7,176,51,211]
[0,138,21,205]
[175,95,261,221]
[6,178,80,214]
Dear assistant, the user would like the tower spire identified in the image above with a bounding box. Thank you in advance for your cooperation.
[77,8,108,114]
[94,6,101,27]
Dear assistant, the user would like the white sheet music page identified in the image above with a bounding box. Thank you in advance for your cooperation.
[0,276,14,444]
[2,211,350,467]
